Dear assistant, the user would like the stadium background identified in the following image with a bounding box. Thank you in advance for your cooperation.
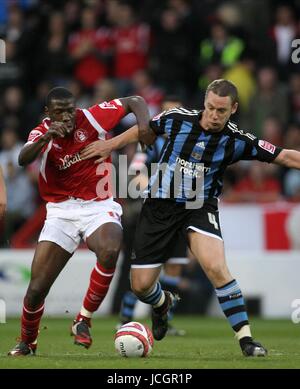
[0,0,300,330]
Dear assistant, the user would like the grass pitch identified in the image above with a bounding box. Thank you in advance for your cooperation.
[0,316,299,369]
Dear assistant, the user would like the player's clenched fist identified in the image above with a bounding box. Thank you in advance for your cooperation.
[44,122,70,140]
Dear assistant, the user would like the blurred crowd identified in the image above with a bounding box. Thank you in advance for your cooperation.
[0,0,300,247]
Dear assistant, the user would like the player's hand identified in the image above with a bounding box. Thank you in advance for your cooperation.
[80,140,112,164]
[44,122,69,140]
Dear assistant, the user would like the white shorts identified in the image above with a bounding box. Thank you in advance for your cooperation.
[39,197,122,253]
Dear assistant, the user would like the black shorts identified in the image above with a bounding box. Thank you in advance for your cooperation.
[132,199,222,267]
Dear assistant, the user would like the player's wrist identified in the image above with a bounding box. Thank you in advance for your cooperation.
[40,133,52,144]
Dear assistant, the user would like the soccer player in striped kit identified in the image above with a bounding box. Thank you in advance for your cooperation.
[81,79,300,356]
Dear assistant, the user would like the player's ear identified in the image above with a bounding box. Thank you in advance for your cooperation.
[231,102,238,115]
[45,106,49,115]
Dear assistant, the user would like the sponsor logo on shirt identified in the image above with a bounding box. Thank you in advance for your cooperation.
[58,153,82,170]
[258,140,275,154]
[176,157,211,177]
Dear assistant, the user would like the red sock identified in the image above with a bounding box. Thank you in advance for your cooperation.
[77,262,115,320]
[21,300,45,344]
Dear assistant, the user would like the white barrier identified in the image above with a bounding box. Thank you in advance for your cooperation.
[0,249,123,317]
[211,251,300,318]
[0,249,299,318]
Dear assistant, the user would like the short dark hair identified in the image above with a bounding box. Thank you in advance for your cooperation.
[46,87,74,107]
[205,79,238,104]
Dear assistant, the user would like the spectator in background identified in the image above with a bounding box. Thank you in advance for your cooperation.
[289,73,300,124]
[246,67,288,137]
[111,2,151,95]
[37,12,70,84]
[0,86,27,141]
[67,79,91,109]
[4,4,41,92]
[25,81,52,131]
[68,7,112,89]
[150,7,194,98]
[199,21,245,70]
[226,161,282,203]
[223,56,256,118]
[0,128,36,247]
[0,40,23,88]
[0,164,6,220]
[261,116,283,147]
[92,78,118,106]
[270,5,298,79]
[131,70,164,118]
[283,124,300,201]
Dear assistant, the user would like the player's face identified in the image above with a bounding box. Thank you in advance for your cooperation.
[202,91,238,131]
[46,98,76,132]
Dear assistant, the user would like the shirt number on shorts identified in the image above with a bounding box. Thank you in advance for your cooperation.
[208,213,219,230]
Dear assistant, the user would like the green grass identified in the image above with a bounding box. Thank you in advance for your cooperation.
[0,316,299,369]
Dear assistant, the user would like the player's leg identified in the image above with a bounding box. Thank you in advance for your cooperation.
[8,242,72,356]
[130,199,182,341]
[131,265,178,340]
[188,230,267,357]
[72,222,122,348]
[161,263,185,335]
[161,237,188,336]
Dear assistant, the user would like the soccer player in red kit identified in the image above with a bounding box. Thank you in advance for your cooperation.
[8,87,150,356]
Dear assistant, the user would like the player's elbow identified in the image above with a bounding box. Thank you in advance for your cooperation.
[129,95,146,105]
[18,153,25,166]
[18,149,28,166]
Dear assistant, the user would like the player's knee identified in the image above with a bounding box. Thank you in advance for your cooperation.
[131,280,153,297]
[96,244,120,268]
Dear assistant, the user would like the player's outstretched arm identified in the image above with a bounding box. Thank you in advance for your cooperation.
[0,165,7,220]
[19,122,69,166]
[119,96,156,145]
[81,125,140,163]
[274,149,300,169]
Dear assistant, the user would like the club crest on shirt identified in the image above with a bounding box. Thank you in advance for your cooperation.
[74,129,88,143]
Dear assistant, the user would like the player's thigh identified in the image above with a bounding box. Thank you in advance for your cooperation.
[187,231,232,287]
[130,265,162,294]
[31,241,72,286]
[86,222,123,254]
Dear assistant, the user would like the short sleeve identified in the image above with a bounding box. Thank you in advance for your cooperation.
[87,99,126,131]
[25,126,47,145]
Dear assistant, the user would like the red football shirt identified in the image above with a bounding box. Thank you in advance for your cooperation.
[25,99,125,203]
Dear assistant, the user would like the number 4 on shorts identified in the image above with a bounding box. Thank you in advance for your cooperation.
[208,213,219,230]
